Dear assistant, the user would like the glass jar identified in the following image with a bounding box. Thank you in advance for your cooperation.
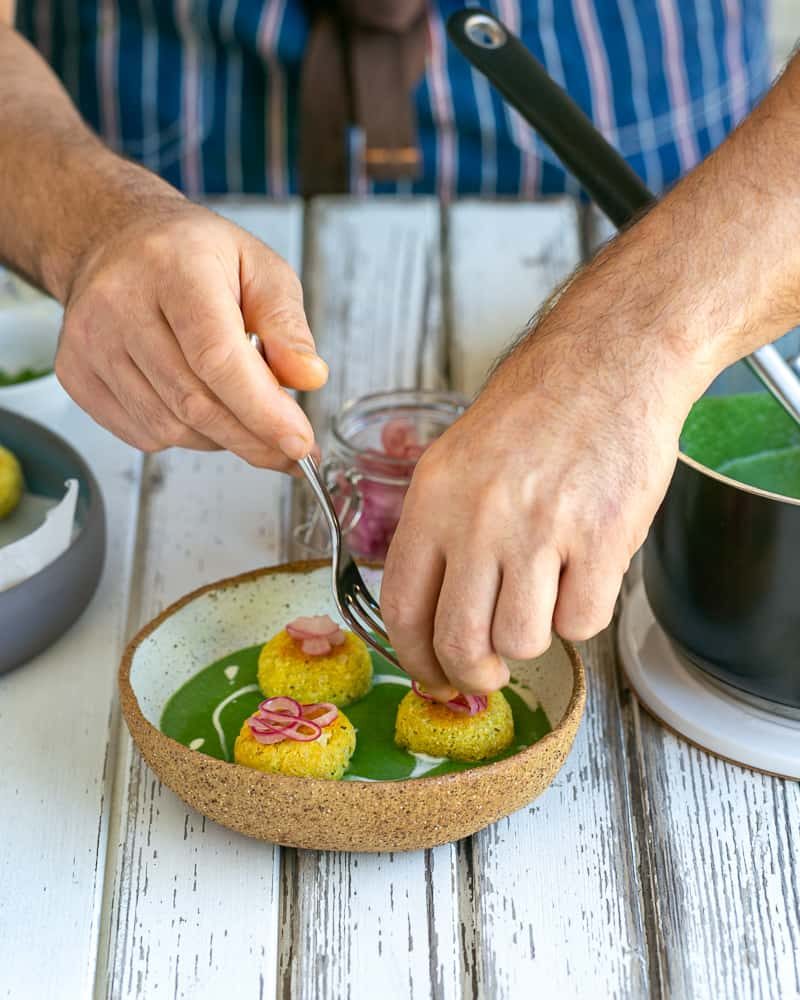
[297,389,469,562]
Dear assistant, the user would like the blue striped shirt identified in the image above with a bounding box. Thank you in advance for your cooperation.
[16,1,771,199]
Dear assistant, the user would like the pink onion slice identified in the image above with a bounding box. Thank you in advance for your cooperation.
[247,696,339,745]
[302,702,339,728]
[259,696,301,716]
[286,615,340,638]
[411,680,488,717]
[381,418,418,457]
[300,636,333,656]
[286,615,346,656]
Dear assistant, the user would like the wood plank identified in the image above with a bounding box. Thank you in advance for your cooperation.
[300,196,445,440]
[95,203,302,1000]
[631,698,800,999]
[0,401,143,1000]
[589,197,800,996]
[448,198,581,395]
[282,196,463,1000]
[446,200,650,998]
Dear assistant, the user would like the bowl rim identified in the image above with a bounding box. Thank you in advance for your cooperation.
[119,558,586,794]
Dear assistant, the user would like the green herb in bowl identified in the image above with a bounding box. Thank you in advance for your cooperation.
[0,366,53,387]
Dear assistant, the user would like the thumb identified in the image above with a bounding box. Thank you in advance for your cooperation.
[240,242,328,391]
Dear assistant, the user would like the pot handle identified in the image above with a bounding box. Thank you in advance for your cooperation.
[446,8,800,428]
[446,9,652,228]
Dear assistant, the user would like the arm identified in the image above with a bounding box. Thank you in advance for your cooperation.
[0,23,327,466]
[382,53,800,699]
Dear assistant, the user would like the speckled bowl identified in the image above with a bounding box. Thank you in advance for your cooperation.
[119,561,585,852]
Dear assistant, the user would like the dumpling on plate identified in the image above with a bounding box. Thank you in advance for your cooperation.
[395,686,514,761]
[257,615,372,707]
[234,696,356,780]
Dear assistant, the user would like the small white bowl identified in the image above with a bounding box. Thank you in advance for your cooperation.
[0,300,71,421]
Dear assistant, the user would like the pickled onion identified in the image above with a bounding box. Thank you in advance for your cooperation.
[286,615,346,656]
[247,697,339,744]
[411,681,488,716]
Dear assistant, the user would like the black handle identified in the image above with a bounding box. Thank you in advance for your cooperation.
[446,8,655,227]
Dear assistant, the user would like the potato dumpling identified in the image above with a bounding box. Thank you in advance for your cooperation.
[258,629,372,707]
[233,711,356,780]
[395,689,514,762]
[0,445,23,520]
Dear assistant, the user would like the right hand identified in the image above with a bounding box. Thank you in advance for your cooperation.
[56,200,327,471]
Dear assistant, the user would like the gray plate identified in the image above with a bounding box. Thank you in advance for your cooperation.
[0,408,106,674]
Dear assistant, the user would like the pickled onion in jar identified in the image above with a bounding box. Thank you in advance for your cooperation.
[338,418,428,561]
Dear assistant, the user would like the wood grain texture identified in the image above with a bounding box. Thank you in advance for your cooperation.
[279,848,463,1000]
[587,180,800,999]
[290,196,446,553]
[95,203,302,1000]
[447,202,649,998]
[300,197,445,437]
[447,199,581,395]
[0,404,143,1000]
[96,451,291,1000]
[280,195,463,1000]
[465,632,651,1000]
[631,704,800,1000]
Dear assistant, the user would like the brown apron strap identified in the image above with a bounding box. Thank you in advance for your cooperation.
[300,1,427,196]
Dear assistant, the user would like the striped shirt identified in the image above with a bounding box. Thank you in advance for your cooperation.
[16,0,771,199]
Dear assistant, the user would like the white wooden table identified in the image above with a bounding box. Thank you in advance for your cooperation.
[1,198,798,1000]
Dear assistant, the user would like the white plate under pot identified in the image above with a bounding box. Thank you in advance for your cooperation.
[618,579,800,780]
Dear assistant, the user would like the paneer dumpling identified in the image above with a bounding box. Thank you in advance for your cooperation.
[258,616,372,707]
[234,699,356,781]
[395,689,514,762]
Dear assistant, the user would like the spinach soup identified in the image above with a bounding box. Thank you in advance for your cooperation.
[681,392,800,499]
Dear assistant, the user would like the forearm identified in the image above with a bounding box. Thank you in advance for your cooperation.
[518,52,800,402]
[0,24,184,302]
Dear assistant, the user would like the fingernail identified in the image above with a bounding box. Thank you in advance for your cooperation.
[279,435,310,461]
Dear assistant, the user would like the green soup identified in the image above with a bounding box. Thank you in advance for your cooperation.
[681,392,800,499]
[160,646,551,781]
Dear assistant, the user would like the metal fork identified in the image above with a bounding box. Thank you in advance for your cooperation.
[298,454,402,669]
[247,333,401,668]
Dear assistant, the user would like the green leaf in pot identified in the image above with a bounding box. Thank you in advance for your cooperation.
[681,392,800,499]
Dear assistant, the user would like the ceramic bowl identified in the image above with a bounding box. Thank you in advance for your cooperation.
[120,561,586,852]
[0,408,106,673]
[0,300,71,420]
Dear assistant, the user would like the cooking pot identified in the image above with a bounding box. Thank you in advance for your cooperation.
[448,10,800,712]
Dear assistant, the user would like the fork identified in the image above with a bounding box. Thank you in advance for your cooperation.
[297,454,402,669]
[247,333,401,668]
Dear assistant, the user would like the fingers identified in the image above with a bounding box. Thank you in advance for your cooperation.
[553,553,623,642]
[127,312,297,470]
[381,534,457,702]
[433,555,510,695]
[239,243,329,392]
[159,257,318,461]
[97,353,221,452]
[491,548,561,661]
[58,364,167,452]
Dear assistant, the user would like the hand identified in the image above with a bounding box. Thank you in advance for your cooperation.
[381,269,714,700]
[56,200,327,470]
